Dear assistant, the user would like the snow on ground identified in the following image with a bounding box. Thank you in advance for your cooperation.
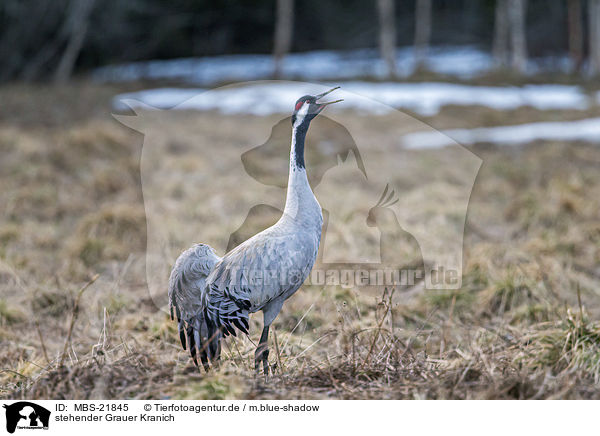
[340,82,588,116]
[95,45,574,86]
[96,46,493,84]
[113,81,589,116]
[401,117,600,149]
[115,82,597,149]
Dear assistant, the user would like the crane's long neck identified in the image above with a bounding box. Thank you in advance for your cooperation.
[290,123,307,169]
[282,123,322,228]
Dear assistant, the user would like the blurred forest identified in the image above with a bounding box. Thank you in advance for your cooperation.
[1,0,599,82]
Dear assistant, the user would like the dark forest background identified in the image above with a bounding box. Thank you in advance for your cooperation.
[0,0,593,82]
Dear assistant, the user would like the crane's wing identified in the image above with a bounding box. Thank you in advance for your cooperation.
[205,228,319,335]
[168,243,221,369]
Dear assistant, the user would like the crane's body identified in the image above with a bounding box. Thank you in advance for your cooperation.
[168,87,342,373]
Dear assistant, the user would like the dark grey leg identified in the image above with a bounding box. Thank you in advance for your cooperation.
[254,325,270,376]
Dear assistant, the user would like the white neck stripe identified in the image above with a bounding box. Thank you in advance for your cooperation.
[293,102,310,128]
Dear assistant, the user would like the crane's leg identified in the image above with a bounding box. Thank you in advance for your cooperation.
[254,325,270,376]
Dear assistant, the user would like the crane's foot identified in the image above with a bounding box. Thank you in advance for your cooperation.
[254,347,270,379]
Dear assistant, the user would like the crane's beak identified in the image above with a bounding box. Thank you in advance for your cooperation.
[315,86,343,112]
[316,86,340,100]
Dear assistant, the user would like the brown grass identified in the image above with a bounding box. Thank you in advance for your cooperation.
[0,83,599,399]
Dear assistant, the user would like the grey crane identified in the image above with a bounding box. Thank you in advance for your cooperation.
[168,87,343,374]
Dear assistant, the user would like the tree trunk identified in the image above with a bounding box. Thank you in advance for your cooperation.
[273,0,294,79]
[567,0,583,72]
[493,0,509,68]
[54,0,96,84]
[414,0,432,70]
[508,0,527,74]
[377,0,397,78]
[589,0,600,76]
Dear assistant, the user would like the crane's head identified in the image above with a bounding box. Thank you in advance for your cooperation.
[291,86,343,128]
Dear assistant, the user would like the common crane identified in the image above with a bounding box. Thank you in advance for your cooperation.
[168,87,342,374]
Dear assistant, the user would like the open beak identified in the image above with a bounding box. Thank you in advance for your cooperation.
[316,86,343,111]
[316,86,340,100]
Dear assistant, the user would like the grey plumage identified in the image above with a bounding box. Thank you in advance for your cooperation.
[168,87,341,373]
[168,243,221,369]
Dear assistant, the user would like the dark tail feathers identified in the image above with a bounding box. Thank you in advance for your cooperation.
[181,314,221,372]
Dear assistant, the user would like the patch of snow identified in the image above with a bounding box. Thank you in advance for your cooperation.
[95,46,493,84]
[341,82,588,116]
[113,82,589,116]
[402,118,600,149]
[95,45,578,86]
[114,88,206,111]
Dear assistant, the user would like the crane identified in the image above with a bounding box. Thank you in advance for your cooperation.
[168,87,343,374]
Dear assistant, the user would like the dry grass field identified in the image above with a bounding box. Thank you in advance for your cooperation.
[1,82,599,399]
